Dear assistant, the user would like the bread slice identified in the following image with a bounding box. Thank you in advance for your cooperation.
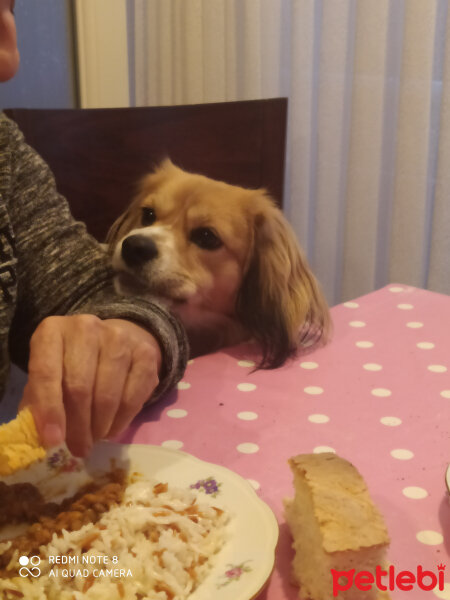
[0,408,46,476]
[284,453,390,600]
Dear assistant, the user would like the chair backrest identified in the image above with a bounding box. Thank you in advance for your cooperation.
[5,99,287,242]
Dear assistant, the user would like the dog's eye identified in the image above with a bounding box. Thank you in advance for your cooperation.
[141,207,156,226]
[190,227,223,250]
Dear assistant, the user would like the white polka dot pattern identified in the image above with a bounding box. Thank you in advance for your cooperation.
[237,411,258,421]
[417,342,435,349]
[428,365,447,373]
[356,341,374,348]
[304,386,324,395]
[390,449,414,460]
[403,486,428,499]
[308,414,330,424]
[177,381,191,390]
[238,360,256,368]
[237,383,257,392]
[132,285,448,582]
[161,440,184,450]
[300,361,318,369]
[363,363,382,371]
[237,443,259,454]
[416,530,443,545]
[167,409,188,419]
[350,321,366,328]
[371,388,392,397]
[313,446,336,454]
[380,416,402,426]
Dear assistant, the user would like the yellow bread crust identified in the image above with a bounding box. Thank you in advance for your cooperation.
[0,408,46,476]
[288,453,390,554]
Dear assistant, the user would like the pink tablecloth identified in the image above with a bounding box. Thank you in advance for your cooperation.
[119,284,450,600]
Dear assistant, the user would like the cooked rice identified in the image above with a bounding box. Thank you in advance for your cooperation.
[0,478,229,600]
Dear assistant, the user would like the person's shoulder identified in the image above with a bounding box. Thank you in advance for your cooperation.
[0,112,31,161]
[0,112,12,161]
[0,111,13,129]
[0,111,9,135]
[0,111,18,148]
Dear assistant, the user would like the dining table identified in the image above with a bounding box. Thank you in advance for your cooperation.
[117,283,450,600]
[1,283,449,599]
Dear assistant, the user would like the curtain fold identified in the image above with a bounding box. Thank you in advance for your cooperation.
[342,0,396,300]
[131,0,450,304]
[429,4,450,294]
[308,0,356,303]
[389,0,447,289]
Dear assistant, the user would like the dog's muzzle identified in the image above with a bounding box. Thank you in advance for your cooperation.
[121,235,158,267]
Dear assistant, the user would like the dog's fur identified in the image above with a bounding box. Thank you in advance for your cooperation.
[107,160,330,368]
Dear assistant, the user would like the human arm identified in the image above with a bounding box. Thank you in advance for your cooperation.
[3,115,188,454]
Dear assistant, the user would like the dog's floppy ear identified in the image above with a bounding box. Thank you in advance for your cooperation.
[105,201,139,252]
[236,194,331,369]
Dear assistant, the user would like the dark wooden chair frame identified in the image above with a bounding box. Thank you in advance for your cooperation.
[5,98,287,241]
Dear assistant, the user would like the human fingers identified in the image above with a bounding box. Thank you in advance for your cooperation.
[107,341,159,438]
[20,317,65,448]
[91,323,132,441]
[61,314,100,457]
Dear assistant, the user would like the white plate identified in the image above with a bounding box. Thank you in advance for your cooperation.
[25,442,278,600]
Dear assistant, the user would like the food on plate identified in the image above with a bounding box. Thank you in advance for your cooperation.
[0,467,127,575]
[0,408,45,476]
[0,465,228,600]
[284,452,390,600]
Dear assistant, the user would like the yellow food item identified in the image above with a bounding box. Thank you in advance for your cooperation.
[0,408,46,476]
[284,452,390,600]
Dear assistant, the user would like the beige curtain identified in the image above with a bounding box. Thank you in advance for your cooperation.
[129,0,450,305]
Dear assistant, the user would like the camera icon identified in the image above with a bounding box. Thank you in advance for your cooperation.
[19,555,41,578]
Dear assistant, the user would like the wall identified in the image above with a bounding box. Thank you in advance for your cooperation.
[1,0,78,109]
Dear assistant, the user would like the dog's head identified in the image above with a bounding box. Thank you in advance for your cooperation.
[107,160,330,368]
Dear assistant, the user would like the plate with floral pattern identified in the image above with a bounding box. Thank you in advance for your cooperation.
[80,442,279,600]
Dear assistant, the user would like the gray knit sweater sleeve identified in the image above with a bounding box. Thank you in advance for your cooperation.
[3,114,188,400]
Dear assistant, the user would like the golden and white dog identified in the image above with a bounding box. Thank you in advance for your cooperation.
[107,160,330,368]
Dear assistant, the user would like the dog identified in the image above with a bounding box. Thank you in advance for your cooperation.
[106,159,330,368]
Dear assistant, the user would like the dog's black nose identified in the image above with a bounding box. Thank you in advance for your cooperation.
[121,235,158,266]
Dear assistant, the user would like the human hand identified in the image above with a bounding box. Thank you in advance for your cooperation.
[19,315,162,457]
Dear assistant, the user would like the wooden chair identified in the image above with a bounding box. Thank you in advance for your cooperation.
[5,99,287,242]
